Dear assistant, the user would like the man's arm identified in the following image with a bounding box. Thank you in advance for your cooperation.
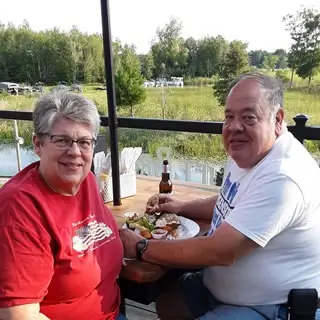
[179,195,218,220]
[0,304,50,320]
[138,174,302,267]
[141,222,258,268]
[158,195,218,220]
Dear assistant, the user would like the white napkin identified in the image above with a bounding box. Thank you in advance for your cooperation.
[93,152,105,177]
[120,147,142,174]
[94,147,142,179]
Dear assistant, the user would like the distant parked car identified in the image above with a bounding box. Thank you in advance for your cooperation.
[143,80,155,88]
[18,84,33,94]
[33,82,45,93]
[70,83,83,93]
[52,81,69,92]
[0,82,20,95]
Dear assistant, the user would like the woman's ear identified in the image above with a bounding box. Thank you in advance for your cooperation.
[33,135,42,157]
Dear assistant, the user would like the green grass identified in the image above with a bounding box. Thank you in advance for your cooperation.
[1,73,320,160]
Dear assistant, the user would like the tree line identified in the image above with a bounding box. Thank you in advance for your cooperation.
[0,19,289,84]
[0,7,319,90]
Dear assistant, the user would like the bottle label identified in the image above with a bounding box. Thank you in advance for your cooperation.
[163,164,169,173]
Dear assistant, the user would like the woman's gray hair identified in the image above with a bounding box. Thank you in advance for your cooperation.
[32,91,100,138]
[227,72,284,118]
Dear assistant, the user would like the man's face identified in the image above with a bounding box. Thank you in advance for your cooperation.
[222,79,284,168]
[33,117,94,194]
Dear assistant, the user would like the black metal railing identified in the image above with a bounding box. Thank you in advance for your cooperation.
[1,110,318,142]
[0,110,320,202]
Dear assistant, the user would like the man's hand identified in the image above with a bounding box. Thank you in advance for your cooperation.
[119,229,144,259]
[145,193,184,214]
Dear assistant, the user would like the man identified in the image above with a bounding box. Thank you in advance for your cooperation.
[120,72,320,319]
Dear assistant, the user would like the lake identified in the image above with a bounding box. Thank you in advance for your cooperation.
[0,146,39,177]
[0,146,224,186]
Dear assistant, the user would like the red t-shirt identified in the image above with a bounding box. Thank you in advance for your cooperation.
[0,162,124,320]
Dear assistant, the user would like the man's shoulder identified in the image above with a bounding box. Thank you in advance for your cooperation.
[269,132,316,167]
[252,132,319,178]
[242,138,320,204]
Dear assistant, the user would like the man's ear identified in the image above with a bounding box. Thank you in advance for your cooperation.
[275,108,284,135]
[33,135,42,157]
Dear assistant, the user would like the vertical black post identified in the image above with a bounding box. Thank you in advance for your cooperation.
[100,0,121,206]
[292,114,309,144]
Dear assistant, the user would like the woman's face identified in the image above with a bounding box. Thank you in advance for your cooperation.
[33,117,95,195]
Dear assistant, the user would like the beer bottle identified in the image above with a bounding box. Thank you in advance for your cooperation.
[159,159,173,194]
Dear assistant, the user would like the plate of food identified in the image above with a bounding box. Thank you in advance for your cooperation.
[123,211,200,240]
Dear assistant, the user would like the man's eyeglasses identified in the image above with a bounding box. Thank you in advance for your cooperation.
[47,135,96,152]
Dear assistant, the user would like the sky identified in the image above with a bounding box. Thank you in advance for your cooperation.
[1,0,319,54]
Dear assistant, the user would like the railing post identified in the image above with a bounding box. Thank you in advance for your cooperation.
[292,114,309,144]
[100,0,121,206]
[13,120,22,171]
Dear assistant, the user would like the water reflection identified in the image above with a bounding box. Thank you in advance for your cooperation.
[136,154,224,186]
[0,146,39,177]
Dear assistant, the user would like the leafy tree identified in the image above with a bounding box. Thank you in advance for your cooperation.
[0,21,106,84]
[213,40,250,106]
[249,50,265,68]
[273,49,288,69]
[276,56,288,69]
[0,19,291,86]
[283,7,320,85]
[69,26,84,82]
[83,34,105,83]
[151,17,188,78]
[115,44,146,117]
[138,52,155,79]
[184,37,198,77]
[248,50,288,69]
[263,54,278,70]
[196,35,229,77]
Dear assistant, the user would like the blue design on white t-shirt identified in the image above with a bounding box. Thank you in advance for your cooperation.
[208,172,240,236]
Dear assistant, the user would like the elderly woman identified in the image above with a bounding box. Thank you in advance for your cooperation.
[0,92,125,320]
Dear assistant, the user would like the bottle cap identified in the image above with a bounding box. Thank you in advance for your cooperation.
[163,159,168,165]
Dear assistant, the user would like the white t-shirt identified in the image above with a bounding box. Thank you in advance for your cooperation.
[203,131,320,305]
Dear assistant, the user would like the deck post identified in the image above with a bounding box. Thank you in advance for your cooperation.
[100,0,122,205]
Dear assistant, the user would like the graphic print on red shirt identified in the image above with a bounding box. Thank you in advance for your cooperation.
[72,214,115,256]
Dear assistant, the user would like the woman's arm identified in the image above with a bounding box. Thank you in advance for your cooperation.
[0,304,50,320]
[0,195,54,317]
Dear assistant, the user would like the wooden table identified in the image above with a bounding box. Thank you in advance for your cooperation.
[107,175,219,284]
